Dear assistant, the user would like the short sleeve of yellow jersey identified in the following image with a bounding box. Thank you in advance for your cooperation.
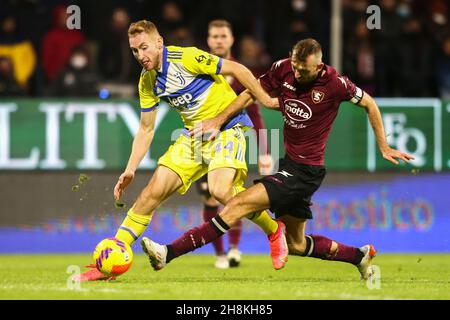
[138,70,160,112]
[181,47,223,76]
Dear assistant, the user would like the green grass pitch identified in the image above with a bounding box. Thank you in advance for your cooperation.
[1,254,449,300]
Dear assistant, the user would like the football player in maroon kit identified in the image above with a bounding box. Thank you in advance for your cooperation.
[141,38,414,279]
[195,20,273,269]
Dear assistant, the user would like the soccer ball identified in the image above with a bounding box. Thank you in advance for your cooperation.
[93,237,133,277]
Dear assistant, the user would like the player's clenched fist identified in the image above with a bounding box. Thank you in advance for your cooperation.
[114,170,135,200]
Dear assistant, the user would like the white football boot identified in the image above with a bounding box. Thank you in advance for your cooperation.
[227,247,241,267]
[357,244,377,280]
[140,237,167,271]
[215,254,230,269]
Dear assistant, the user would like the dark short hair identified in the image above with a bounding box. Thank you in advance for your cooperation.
[292,38,322,62]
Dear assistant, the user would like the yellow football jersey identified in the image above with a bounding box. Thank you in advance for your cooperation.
[138,46,252,130]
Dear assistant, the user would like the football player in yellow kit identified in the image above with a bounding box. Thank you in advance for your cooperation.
[74,20,288,281]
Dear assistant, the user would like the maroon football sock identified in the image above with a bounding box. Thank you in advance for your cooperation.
[166,215,230,263]
[202,204,224,255]
[228,219,242,248]
[305,235,364,265]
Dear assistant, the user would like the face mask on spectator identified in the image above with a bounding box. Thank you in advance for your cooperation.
[397,4,411,18]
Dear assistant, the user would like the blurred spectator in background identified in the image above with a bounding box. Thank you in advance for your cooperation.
[267,0,312,60]
[159,1,195,47]
[345,18,376,96]
[238,35,270,78]
[97,7,139,83]
[436,36,450,99]
[426,0,449,44]
[49,45,98,97]
[265,0,329,61]
[0,56,25,97]
[374,0,405,96]
[398,17,434,96]
[396,0,413,19]
[0,15,36,92]
[41,5,85,84]
[342,0,370,45]
[0,0,447,99]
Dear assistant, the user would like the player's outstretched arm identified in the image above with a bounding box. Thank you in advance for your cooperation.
[114,109,158,200]
[357,92,414,165]
[220,59,278,109]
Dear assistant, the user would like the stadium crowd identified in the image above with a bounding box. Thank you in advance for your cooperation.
[0,0,449,98]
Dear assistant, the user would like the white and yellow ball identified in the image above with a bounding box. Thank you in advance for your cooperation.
[93,238,133,277]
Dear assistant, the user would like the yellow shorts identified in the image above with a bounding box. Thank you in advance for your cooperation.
[157,126,248,194]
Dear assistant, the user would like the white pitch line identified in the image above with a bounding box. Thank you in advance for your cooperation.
[295,291,405,300]
[0,284,118,293]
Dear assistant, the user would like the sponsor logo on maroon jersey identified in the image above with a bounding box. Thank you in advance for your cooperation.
[311,90,325,103]
[283,81,296,91]
[284,99,312,122]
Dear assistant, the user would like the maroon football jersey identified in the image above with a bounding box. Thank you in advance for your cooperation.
[259,58,363,166]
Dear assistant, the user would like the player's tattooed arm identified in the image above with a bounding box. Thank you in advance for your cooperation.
[114,108,158,200]
[357,92,414,165]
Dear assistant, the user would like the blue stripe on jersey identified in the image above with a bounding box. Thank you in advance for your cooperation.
[179,110,253,136]
[154,47,169,95]
[119,227,138,240]
[221,110,254,131]
[216,58,223,75]
[141,103,159,112]
[164,74,214,100]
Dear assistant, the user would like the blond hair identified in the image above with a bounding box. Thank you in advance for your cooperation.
[208,19,233,34]
[128,20,160,37]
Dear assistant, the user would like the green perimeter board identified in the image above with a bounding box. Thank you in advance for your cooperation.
[0,98,448,171]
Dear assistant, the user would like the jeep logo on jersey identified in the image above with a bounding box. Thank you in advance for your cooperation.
[168,93,193,107]
[284,99,312,122]
[311,90,324,103]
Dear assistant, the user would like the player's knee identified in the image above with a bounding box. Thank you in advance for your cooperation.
[139,186,162,208]
[221,195,246,223]
[203,196,219,207]
[209,186,230,204]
